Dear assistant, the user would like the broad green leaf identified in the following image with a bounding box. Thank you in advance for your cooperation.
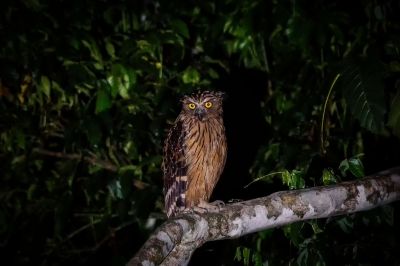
[107,63,136,99]
[95,88,112,113]
[341,59,386,133]
[208,68,219,79]
[82,39,103,63]
[339,156,364,177]
[46,179,56,193]
[339,159,350,176]
[309,221,323,234]
[182,67,200,84]
[105,41,116,58]
[336,217,353,233]
[281,170,291,186]
[234,247,242,261]
[297,248,309,266]
[292,170,305,189]
[108,180,123,200]
[136,39,157,58]
[106,194,113,215]
[171,19,189,39]
[282,169,305,189]
[283,222,304,246]
[348,157,364,178]
[11,155,26,165]
[40,75,51,98]
[123,140,139,158]
[322,168,338,185]
[27,184,37,200]
[252,252,262,266]
[118,165,137,174]
[242,247,251,266]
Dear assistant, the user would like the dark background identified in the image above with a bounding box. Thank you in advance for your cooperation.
[1,0,400,265]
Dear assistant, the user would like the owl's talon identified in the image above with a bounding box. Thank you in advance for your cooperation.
[196,200,224,213]
[192,206,209,214]
[181,208,195,215]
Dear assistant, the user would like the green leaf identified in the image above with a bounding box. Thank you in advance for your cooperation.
[339,156,364,177]
[234,247,242,261]
[322,168,337,185]
[348,157,364,178]
[292,170,306,189]
[252,252,262,266]
[107,63,136,99]
[27,184,37,200]
[281,170,291,186]
[341,59,386,133]
[208,68,219,79]
[82,38,103,63]
[297,248,309,266]
[171,19,189,39]
[283,222,304,246]
[336,217,353,233]
[108,180,123,200]
[95,88,112,113]
[282,169,305,189]
[339,159,350,176]
[105,41,116,58]
[40,75,51,98]
[182,67,200,84]
[309,221,323,234]
[242,247,251,266]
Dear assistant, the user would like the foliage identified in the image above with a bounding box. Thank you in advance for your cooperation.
[1,0,399,265]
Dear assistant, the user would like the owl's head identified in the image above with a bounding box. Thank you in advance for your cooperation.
[181,90,225,121]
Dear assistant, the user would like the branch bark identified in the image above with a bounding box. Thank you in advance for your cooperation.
[128,167,400,266]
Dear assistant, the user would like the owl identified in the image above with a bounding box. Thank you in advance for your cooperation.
[163,90,227,218]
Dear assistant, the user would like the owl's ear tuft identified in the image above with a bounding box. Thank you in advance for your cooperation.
[215,91,226,100]
[180,95,191,103]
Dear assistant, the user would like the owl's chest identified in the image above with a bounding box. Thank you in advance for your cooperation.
[182,119,227,202]
[184,120,226,177]
[184,121,224,159]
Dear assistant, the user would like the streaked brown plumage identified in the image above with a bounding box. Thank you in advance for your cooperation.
[163,91,227,217]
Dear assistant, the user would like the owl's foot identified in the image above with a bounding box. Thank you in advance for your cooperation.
[192,200,224,214]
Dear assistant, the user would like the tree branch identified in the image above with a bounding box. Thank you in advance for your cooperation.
[128,167,400,266]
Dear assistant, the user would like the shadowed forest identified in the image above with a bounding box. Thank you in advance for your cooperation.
[1,0,400,265]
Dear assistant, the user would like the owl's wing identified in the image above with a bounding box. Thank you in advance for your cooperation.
[162,119,188,217]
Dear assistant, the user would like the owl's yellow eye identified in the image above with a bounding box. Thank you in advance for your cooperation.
[204,102,212,108]
[188,103,196,110]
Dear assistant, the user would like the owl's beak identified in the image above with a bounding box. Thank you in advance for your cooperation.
[195,108,206,121]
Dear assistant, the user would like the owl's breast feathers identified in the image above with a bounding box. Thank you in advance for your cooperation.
[163,114,227,218]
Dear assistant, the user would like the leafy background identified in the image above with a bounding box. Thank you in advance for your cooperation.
[1,0,400,265]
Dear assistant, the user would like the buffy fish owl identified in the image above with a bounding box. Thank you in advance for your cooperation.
[163,90,227,217]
